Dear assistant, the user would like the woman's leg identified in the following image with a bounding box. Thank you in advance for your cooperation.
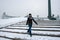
[27,27,29,32]
[29,24,32,37]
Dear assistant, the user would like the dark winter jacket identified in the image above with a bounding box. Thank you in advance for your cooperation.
[26,17,38,25]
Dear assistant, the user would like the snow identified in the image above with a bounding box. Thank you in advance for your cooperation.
[0,32,60,40]
[0,28,60,35]
[0,17,27,28]
[0,38,10,40]
[8,26,60,30]
[0,17,60,40]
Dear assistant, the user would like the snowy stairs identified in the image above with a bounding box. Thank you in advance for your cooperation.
[0,22,60,40]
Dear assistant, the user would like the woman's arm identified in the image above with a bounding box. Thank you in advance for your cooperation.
[32,18,38,25]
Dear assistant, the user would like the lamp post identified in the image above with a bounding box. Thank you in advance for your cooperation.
[48,0,56,20]
[48,0,51,19]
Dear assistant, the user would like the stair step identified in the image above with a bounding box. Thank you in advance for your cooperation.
[7,26,60,31]
[0,28,60,36]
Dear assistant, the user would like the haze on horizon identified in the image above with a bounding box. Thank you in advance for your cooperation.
[0,0,60,18]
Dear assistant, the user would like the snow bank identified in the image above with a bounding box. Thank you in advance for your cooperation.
[0,17,27,28]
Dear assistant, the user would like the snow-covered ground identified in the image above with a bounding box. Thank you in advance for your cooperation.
[0,37,10,40]
[0,17,60,40]
[0,17,27,28]
[0,32,60,40]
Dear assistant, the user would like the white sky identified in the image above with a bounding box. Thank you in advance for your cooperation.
[0,0,60,18]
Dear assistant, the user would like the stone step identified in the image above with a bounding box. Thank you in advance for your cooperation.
[0,28,60,36]
[5,28,60,32]
[0,30,60,37]
[0,32,28,40]
[11,25,60,28]
[0,37,11,40]
[12,25,28,27]
[7,26,60,31]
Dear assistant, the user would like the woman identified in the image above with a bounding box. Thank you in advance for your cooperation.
[26,13,38,37]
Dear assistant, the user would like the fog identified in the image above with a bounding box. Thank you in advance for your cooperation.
[0,0,60,18]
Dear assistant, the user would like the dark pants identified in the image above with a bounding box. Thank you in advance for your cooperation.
[27,24,32,36]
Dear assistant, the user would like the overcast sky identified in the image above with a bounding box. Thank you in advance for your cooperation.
[0,0,60,18]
